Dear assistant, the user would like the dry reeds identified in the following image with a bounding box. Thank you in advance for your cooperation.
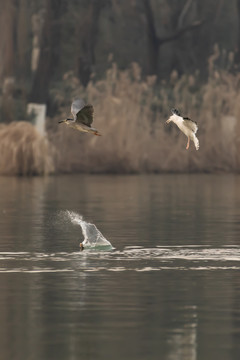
[0,121,55,175]
[50,59,240,173]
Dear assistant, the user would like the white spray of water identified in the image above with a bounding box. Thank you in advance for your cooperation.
[65,211,112,249]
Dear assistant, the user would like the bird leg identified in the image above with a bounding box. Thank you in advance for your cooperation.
[186,137,190,150]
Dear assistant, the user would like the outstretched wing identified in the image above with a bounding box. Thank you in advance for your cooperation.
[71,98,86,119]
[76,104,94,127]
[183,118,198,133]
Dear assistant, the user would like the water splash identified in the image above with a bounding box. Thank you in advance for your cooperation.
[65,211,113,250]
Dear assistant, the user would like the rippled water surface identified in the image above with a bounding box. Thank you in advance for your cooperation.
[0,174,240,360]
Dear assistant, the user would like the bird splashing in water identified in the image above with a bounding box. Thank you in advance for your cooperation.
[166,108,199,150]
[65,211,113,250]
[58,98,101,136]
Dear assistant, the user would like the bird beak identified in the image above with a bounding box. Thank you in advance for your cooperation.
[58,119,66,124]
[166,118,171,124]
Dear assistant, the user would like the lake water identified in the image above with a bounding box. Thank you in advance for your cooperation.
[0,174,240,360]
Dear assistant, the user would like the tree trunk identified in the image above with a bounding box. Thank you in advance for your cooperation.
[17,0,29,77]
[0,0,18,122]
[0,0,16,81]
[143,0,159,75]
[235,0,240,65]
[77,0,105,86]
[143,0,204,76]
[29,0,66,103]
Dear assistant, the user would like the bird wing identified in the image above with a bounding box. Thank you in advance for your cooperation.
[76,104,94,127]
[183,118,198,133]
[71,98,86,119]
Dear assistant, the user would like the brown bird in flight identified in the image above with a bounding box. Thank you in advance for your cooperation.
[59,98,101,136]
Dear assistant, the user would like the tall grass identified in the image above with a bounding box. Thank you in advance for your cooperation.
[51,56,240,173]
[0,122,55,175]
[1,48,239,175]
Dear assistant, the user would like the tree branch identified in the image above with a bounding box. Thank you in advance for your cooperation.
[143,0,158,47]
[177,0,194,29]
[158,19,205,46]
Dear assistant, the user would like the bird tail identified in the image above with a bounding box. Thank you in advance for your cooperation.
[171,108,181,116]
[193,135,199,150]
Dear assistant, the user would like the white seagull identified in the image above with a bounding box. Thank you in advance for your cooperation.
[166,108,199,150]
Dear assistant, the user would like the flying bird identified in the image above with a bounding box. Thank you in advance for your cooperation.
[59,98,101,136]
[166,108,199,150]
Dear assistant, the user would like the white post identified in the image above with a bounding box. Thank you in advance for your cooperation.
[27,103,47,136]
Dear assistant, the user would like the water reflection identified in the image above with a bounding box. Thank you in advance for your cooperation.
[167,306,197,360]
[1,246,240,273]
[0,174,240,360]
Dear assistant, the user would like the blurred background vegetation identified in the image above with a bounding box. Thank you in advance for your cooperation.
[1,0,240,174]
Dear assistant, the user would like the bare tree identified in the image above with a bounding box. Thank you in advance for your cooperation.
[235,0,240,65]
[17,0,30,77]
[0,0,16,81]
[0,0,18,122]
[143,0,205,75]
[29,0,66,103]
[76,0,107,86]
